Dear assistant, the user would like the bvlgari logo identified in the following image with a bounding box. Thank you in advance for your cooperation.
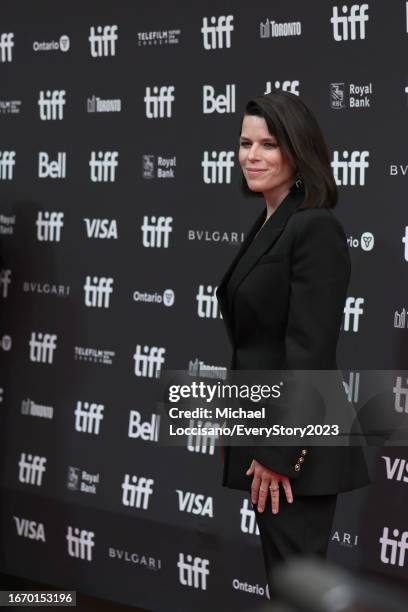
[108,547,162,570]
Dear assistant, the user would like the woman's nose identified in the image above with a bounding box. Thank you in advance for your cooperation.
[247,144,260,160]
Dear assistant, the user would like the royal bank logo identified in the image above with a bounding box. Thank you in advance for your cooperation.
[21,398,54,419]
[36,211,64,242]
[144,85,175,118]
[74,401,104,434]
[176,490,214,517]
[331,4,369,41]
[178,553,210,589]
[137,28,181,46]
[331,150,369,186]
[0,214,15,235]
[260,18,301,38]
[87,95,122,113]
[133,288,175,307]
[38,90,66,120]
[0,151,16,180]
[347,231,374,251]
[201,15,234,49]
[74,346,115,365]
[0,33,14,62]
[240,498,260,535]
[141,216,173,248]
[83,276,114,308]
[89,25,118,57]
[121,474,154,509]
[67,466,100,494]
[0,100,21,114]
[196,284,221,319]
[89,151,119,182]
[133,345,165,378]
[202,150,234,183]
[382,455,408,483]
[18,453,47,486]
[265,80,300,95]
[188,358,227,380]
[38,152,66,179]
[203,84,235,114]
[66,526,95,561]
[84,218,118,239]
[142,155,176,179]
[29,332,57,364]
[330,82,373,109]
[343,297,364,332]
[14,517,46,542]
[33,35,70,52]
[0,269,11,297]
[128,410,160,442]
[379,526,408,567]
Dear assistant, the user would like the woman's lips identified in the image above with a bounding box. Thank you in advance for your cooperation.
[246,168,266,174]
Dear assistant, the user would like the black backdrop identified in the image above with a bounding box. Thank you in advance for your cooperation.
[0,1,407,610]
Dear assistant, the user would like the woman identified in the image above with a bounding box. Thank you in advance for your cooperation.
[216,91,370,592]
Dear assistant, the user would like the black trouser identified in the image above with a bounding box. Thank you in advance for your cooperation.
[252,493,338,596]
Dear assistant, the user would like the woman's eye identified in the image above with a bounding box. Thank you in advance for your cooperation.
[264,143,278,148]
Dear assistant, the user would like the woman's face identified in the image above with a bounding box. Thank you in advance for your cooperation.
[239,114,296,195]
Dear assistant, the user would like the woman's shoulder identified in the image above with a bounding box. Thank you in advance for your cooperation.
[288,206,347,238]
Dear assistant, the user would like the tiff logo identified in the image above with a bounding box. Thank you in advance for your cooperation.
[66,526,95,561]
[240,498,260,534]
[89,25,118,57]
[18,453,47,486]
[38,90,66,120]
[187,419,218,455]
[0,269,11,298]
[178,553,210,589]
[202,151,234,183]
[141,216,173,248]
[144,85,175,118]
[331,150,369,186]
[83,276,114,308]
[0,151,16,180]
[382,455,408,483]
[38,152,66,179]
[121,474,154,509]
[36,211,64,242]
[393,377,408,413]
[342,371,360,403]
[201,15,234,49]
[197,285,221,319]
[343,297,364,332]
[265,80,300,95]
[402,226,408,261]
[331,4,369,41]
[0,33,14,62]
[133,344,165,378]
[29,332,57,364]
[89,151,119,182]
[380,527,408,567]
[75,401,104,435]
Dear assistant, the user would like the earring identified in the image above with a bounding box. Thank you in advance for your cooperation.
[295,173,303,189]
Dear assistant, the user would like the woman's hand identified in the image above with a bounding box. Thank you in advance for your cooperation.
[246,459,293,514]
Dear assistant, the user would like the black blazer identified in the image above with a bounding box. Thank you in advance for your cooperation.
[216,186,371,495]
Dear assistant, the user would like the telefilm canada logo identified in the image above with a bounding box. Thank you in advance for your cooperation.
[74,346,115,365]
[137,28,181,46]
[0,100,21,114]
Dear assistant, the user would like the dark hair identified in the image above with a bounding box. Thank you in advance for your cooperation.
[240,90,337,209]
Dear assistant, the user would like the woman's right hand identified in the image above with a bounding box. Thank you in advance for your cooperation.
[246,459,293,514]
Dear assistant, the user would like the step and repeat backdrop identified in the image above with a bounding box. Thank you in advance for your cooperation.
[0,1,407,610]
